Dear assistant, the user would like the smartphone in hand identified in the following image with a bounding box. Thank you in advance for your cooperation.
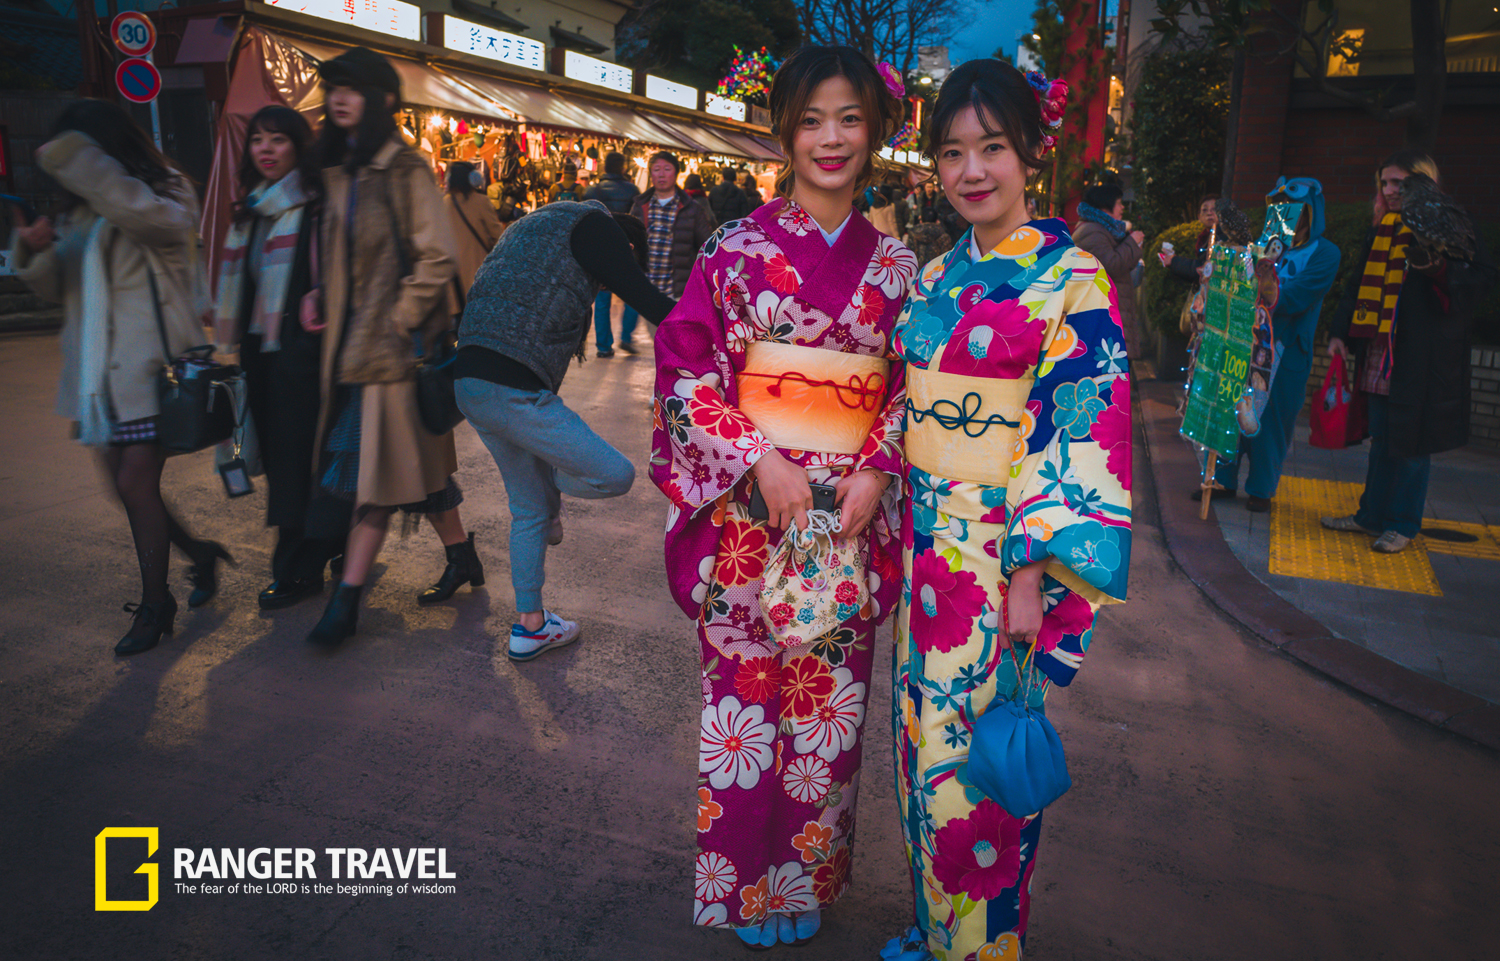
[748,482,837,522]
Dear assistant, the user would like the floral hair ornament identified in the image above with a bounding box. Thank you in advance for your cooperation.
[877,61,905,99]
[1025,70,1069,131]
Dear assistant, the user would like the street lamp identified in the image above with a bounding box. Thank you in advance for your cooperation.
[919,76,932,85]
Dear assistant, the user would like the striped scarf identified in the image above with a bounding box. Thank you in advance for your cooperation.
[1348,212,1410,338]
[214,170,309,352]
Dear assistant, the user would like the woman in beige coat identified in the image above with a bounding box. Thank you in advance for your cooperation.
[10,100,225,656]
[306,47,478,647]
[1072,183,1146,358]
[443,161,503,298]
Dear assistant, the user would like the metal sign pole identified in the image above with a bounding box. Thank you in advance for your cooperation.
[147,52,162,150]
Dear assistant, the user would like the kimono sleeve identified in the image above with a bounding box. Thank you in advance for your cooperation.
[1000,258,1133,607]
[650,250,773,514]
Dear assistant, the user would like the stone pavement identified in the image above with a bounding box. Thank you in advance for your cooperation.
[4,330,1500,960]
[1141,379,1500,749]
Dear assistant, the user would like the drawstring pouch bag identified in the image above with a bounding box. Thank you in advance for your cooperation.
[966,602,1072,818]
[758,508,870,649]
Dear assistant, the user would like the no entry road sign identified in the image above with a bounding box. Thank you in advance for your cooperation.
[110,11,157,58]
[115,58,162,104]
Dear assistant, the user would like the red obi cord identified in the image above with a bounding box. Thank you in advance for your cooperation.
[737,369,887,413]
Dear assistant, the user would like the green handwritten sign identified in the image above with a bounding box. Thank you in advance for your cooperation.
[1180,245,1257,457]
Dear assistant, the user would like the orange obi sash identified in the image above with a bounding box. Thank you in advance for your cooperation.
[736,341,889,455]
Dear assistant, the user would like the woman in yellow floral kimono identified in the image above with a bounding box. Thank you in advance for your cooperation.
[881,60,1132,961]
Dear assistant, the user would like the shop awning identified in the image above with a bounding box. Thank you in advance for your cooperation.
[278,34,524,122]
[718,131,783,162]
[441,69,702,151]
[636,115,753,159]
[268,30,773,158]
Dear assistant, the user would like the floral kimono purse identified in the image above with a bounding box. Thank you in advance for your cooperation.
[759,508,870,649]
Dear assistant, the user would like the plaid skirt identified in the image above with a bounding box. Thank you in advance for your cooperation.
[319,385,463,514]
[109,416,158,446]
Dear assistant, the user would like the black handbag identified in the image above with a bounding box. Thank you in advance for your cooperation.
[149,271,244,454]
[415,289,464,436]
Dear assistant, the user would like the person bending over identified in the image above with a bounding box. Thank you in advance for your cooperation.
[453,201,674,660]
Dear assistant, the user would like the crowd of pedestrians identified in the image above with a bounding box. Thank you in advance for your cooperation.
[9,27,1490,961]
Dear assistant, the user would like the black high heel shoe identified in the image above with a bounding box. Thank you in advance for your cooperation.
[116,593,177,656]
[308,583,362,648]
[418,533,485,605]
[186,541,235,609]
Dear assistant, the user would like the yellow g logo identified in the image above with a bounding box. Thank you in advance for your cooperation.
[95,827,159,911]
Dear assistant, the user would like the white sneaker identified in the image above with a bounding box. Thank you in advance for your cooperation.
[508,611,580,661]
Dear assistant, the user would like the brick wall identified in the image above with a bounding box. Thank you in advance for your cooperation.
[1227,0,1301,211]
[1223,0,1500,225]
[1279,103,1500,224]
[1472,347,1500,448]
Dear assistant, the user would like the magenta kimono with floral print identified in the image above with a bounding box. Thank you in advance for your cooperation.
[651,198,917,929]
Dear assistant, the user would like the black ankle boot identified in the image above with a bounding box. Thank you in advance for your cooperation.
[308,583,361,648]
[116,593,178,656]
[418,533,485,605]
[187,541,235,608]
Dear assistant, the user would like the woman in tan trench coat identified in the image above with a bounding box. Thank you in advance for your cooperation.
[306,47,481,647]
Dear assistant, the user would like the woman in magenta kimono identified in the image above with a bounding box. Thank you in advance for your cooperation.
[651,46,916,949]
[882,60,1132,961]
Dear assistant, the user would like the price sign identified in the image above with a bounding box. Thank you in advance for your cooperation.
[116,58,163,104]
[1180,244,1258,458]
[111,11,157,58]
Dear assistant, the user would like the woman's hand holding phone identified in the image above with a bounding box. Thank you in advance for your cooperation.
[749,450,813,533]
[834,468,890,542]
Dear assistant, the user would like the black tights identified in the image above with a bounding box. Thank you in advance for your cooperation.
[101,444,206,604]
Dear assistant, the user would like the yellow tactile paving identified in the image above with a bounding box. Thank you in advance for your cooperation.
[1268,476,1443,596]
[1421,521,1500,561]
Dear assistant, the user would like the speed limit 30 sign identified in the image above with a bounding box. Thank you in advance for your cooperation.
[110,11,157,58]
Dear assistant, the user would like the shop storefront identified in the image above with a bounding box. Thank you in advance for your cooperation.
[120,2,790,268]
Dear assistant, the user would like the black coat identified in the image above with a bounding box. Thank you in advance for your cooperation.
[1329,227,1495,457]
[708,180,749,223]
[237,207,325,529]
[582,173,640,214]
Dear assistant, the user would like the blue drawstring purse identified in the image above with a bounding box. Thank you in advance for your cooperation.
[966,639,1072,818]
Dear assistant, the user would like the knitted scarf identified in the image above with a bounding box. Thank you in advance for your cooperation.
[1348,212,1410,338]
[214,170,309,352]
[1076,201,1127,240]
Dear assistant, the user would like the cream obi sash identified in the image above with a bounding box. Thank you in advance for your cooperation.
[736,341,889,455]
[906,366,1035,489]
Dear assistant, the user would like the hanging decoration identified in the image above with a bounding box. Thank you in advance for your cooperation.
[716,46,778,103]
[887,122,920,152]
